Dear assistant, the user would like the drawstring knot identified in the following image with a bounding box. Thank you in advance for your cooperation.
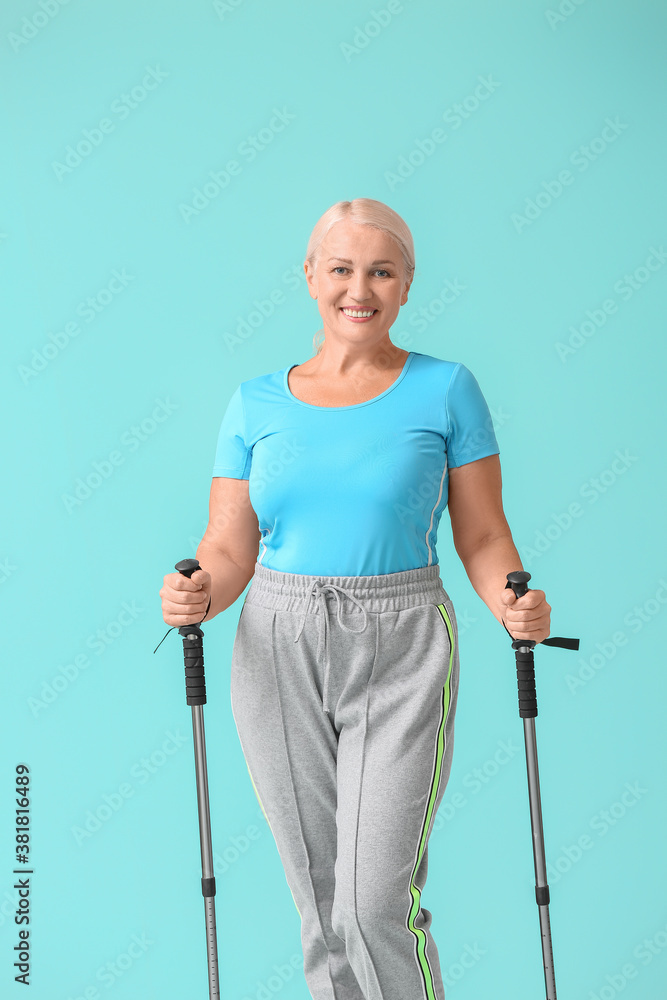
[293,581,368,716]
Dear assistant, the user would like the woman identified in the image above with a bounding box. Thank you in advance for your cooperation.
[160,197,551,1000]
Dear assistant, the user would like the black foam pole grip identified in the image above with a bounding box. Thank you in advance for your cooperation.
[506,571,538,718]
[515,648,537,718]
[175,559,207,707]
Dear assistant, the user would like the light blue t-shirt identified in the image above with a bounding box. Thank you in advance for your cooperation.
[211,351,500,576]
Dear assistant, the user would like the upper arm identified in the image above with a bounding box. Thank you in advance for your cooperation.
[447,453,511,559]
[205,381,259,570]
[200,477,261,574]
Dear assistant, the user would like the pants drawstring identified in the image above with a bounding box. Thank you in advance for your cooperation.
[293,581,369,716]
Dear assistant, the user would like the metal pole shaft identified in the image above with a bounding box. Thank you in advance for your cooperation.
[523,715,557,1000]
[192,704,220,999]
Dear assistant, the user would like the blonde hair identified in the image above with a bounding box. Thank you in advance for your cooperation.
[305,198,416,356]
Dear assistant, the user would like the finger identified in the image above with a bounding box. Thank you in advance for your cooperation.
[505,606,549,623]
[506,624,549,641]
[499,589,516,605]
[163,590,209,608]
[505,595,550,617]
[168,572,203,592]
[162,597,208,618]
[505,621,550,641]
[164,610,207,626]
[511,589,546,609]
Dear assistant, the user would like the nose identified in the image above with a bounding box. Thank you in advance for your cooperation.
[345,271,374,302]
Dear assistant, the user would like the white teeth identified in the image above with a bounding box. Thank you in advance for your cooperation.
[342,308,375,317]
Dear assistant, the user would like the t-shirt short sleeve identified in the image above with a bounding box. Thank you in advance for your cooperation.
[211,385,252,479]
[445,363,500,468]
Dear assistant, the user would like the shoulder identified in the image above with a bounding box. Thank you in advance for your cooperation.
[412,354,489,392]
[235,363,291,397]
[409,351,467,389]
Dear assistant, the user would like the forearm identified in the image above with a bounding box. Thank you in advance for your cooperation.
[457,533,524,626]
[195,543,255,621]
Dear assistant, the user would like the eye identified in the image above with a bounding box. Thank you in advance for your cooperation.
[331,267,392,277]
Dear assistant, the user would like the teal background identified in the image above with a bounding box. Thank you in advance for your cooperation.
[1,1,666,997]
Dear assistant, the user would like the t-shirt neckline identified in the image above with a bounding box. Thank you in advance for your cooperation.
[283,351,415,411]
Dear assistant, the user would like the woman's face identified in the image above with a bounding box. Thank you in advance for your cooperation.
[305,220,412,346]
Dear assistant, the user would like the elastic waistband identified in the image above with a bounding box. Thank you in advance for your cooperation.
[244,561,452,614]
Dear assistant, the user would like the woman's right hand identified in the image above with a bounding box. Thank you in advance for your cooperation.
[160,568,212,626]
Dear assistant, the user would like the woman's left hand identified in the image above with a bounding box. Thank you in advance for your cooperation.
[498,587,551,643]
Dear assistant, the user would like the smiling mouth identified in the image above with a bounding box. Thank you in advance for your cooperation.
[340,307,378,317]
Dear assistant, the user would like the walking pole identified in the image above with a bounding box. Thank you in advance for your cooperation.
[175,557,220,999]
[504,570,579,1000]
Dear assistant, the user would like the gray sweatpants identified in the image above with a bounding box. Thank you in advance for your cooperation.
[230,561,460,1000]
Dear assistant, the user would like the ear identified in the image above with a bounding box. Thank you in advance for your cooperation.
[304,260,318,300]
